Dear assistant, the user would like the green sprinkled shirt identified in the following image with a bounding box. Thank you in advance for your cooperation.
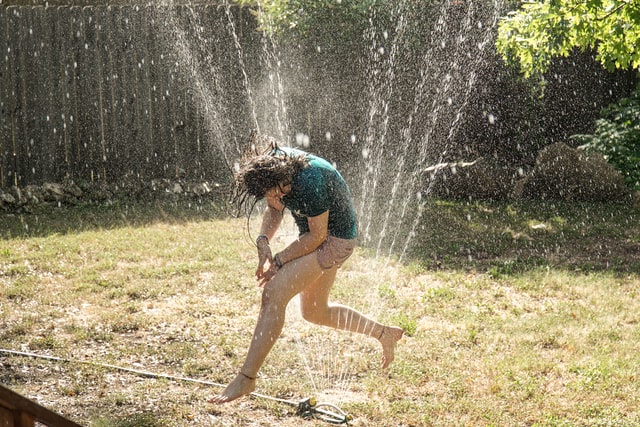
[280,147,357,240]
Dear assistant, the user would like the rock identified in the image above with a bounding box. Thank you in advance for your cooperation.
[190,182,211,196]
[0,178,222,210]
[170,182,183,194]
[23,185,44,205]
[0,190,16,206]
[64,182,83,198]
[518,142,630,201]
[43,182,66,201]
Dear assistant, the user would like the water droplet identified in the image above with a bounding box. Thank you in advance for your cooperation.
[295,133,310,148]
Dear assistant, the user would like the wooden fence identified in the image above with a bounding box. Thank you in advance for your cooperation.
[0,3,261,189]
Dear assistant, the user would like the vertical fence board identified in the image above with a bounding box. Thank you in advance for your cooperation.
[170,4,185,177]
[130,6,154,180]
[176,4,202,179]
[143,5,160,177]
[68,6,85,178]
[120,6,144,180]
[13,6,33,186]
[94,5,112,181]
[0,6,7,187]
[40,6,64,181]
[84,6,99,180]
[68,6,86,178]
[56,6,73,177]
[102,6,125,179]
[147,7,170,178]
[5,7,20,187]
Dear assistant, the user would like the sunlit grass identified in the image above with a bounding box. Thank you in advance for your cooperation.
[0,200,638,426]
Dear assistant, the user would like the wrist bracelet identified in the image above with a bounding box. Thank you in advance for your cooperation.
[256,234,269,245]
[273,253,283,268]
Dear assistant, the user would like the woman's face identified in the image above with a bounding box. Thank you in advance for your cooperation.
[265,183,291,211]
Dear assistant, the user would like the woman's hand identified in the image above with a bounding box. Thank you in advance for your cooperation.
[255,236,273,280]
[257,253,283,287]
[257,263,277,287]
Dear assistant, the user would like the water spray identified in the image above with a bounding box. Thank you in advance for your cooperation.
[0,348,352,425]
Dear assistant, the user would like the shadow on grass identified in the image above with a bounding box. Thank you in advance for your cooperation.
[394,200,640,275]
[91,412,164,427]
[0,197,233,239]
[2,197,638,274]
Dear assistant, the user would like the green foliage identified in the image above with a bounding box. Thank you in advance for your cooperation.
[390,312,417,336]
[497,0,640,77]
[572,86,640,190]
[233,0,394,49]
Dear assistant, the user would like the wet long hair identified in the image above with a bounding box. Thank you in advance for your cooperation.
[230,130,307,214]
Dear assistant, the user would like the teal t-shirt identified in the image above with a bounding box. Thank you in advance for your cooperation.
[280,147,357,240]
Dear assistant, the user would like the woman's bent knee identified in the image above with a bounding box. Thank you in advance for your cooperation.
[300,304,330,325]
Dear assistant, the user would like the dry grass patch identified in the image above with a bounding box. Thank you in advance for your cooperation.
[1,201,639,426]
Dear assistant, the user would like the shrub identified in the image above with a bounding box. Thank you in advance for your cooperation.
[572,86,640,191]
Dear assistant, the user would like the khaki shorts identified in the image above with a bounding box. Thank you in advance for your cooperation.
[316,235,356,270]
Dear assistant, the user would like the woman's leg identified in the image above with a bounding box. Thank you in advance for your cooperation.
[210,253,323,404]
[299,267,403,369]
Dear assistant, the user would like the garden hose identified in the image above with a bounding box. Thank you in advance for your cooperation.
[0,348,351,425]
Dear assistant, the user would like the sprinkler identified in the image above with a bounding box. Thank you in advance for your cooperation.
[0,348,352,425]
[250,393,352,425]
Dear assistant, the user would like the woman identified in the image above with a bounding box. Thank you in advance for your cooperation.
[210,134,403,404]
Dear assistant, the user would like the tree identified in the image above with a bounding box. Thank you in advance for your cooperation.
[233,0,390,43]
[496,0,640,77]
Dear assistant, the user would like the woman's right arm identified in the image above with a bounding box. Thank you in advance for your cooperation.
[255,204,284,280]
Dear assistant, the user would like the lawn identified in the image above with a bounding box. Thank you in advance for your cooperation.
[1,199,639,426]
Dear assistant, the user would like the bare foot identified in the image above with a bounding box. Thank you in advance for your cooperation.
[208,373,256,404]
[379,326,404,369]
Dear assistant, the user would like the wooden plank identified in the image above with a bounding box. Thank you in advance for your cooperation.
[56,6,74,177]
[0,5,8,188]
[118,5,141,179]
[168,4,192,179]
[36,5,61,182]
[68,6,85,177]
[9,6,32,186]
[103,5,122,176]
[6,6,20,187]
[79,6,101,182]
[138,6,158,178]
[146,5,170,177]
[0,384,81,427]
[0,405,17,427]
[94,5,111,181]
